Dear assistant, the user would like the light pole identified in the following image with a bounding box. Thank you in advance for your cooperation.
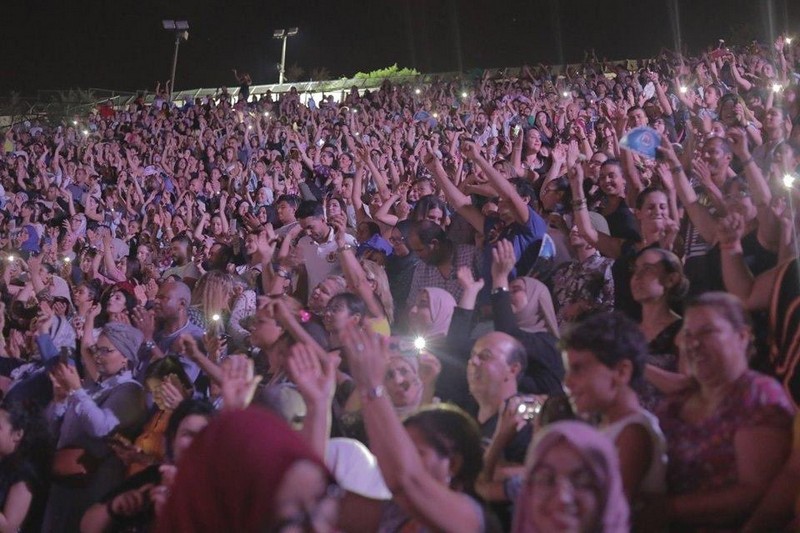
[273,27,298,84]
[162,20,189,101]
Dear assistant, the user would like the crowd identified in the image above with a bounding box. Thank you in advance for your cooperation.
[0,35,798,532]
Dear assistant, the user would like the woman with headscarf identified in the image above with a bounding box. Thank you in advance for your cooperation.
[405,286,471,408]
[155,407,338,533]
[42,322,148,532]
[407,287,456,343]
[512,421,630,533]
[490,240,564,395]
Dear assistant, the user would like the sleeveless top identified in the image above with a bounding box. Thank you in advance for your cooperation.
[602,409,668,495]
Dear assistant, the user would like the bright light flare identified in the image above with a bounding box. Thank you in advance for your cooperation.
[413,337,426,351]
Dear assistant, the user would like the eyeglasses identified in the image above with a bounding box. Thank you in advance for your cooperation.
[724,190,750,201]
[90,346,117,357]
[528,465,599,495]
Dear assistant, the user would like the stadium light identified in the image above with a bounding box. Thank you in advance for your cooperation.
[273,27,299,84]
[162,20,190,101]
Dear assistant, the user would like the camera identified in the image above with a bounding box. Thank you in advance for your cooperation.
[516,395,544,421]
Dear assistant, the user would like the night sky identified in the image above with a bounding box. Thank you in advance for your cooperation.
[3,0,797,96]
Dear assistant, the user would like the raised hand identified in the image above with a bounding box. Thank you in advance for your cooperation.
[131,306,156,342]
[726,127,749,160]
[220,355,262,410]
[456,265,485,294]
[551,143,567,167]
[691,157,712,186]
[490,239,517,284]
[717,212,746,249]
[655,161,675,192]
[340,324,389,391]
[286,342,337,406]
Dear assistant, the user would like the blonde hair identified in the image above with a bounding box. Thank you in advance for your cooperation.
[192,271,234,319]
[361,260,394,325]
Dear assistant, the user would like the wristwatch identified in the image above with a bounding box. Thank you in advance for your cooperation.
[360,385,385,401]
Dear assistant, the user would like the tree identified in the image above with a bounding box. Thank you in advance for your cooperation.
[285,63,305,83]
[310,67,331,81]
[353,63,420,79]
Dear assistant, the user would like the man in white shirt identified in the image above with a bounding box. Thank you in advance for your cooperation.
[295,200,356,292]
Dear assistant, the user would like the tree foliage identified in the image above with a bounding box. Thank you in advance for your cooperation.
[353,64,420,79]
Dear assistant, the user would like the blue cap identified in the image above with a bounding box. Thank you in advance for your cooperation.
[357,234,393,257]
[620,126,661,159]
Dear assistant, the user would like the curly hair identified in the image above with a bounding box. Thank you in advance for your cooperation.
[560,311,648,385]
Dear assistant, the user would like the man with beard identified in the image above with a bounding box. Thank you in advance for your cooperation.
[161,235,201,288]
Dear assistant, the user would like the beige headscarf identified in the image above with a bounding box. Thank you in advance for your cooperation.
[514,277,559,337]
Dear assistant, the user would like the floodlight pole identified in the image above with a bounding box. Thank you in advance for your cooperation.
[170,35,182,101]
[279,34,288,85]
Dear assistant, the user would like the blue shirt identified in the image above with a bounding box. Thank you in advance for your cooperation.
[482,205,548,282]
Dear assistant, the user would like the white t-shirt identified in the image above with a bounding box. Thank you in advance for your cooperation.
[602,408,667,495]
[297,228,356,292]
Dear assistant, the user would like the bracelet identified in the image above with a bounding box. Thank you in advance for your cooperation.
[337,244,354,253]
[740,157,754,166]
[360,384,385,401]
[491,286,509,295]
[275,268,291,279]
[670,165,683,173]
[571,199,587,210]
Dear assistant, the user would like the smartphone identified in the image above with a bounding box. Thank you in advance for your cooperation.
[58,346,75,367]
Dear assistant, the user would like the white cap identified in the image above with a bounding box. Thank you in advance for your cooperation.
[325,438,392,500]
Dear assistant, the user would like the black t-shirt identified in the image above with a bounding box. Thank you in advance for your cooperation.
[0,456,45,533]
[480,414,533,464]
[603,200,641,242]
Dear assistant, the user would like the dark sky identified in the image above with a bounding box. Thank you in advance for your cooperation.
[2,0,797,96]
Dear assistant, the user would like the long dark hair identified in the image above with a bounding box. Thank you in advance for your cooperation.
[0,402,53,491]
[403,404,483,498]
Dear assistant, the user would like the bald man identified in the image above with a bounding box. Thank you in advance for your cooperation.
[134,280,205,383]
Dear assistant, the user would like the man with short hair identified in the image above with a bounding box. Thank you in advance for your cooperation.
[295,200,356,292]
[274,194,300,237]
[161,235,201,287]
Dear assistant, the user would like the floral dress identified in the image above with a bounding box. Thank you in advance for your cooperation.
[551,252,615,326]
[656,370,794,525]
